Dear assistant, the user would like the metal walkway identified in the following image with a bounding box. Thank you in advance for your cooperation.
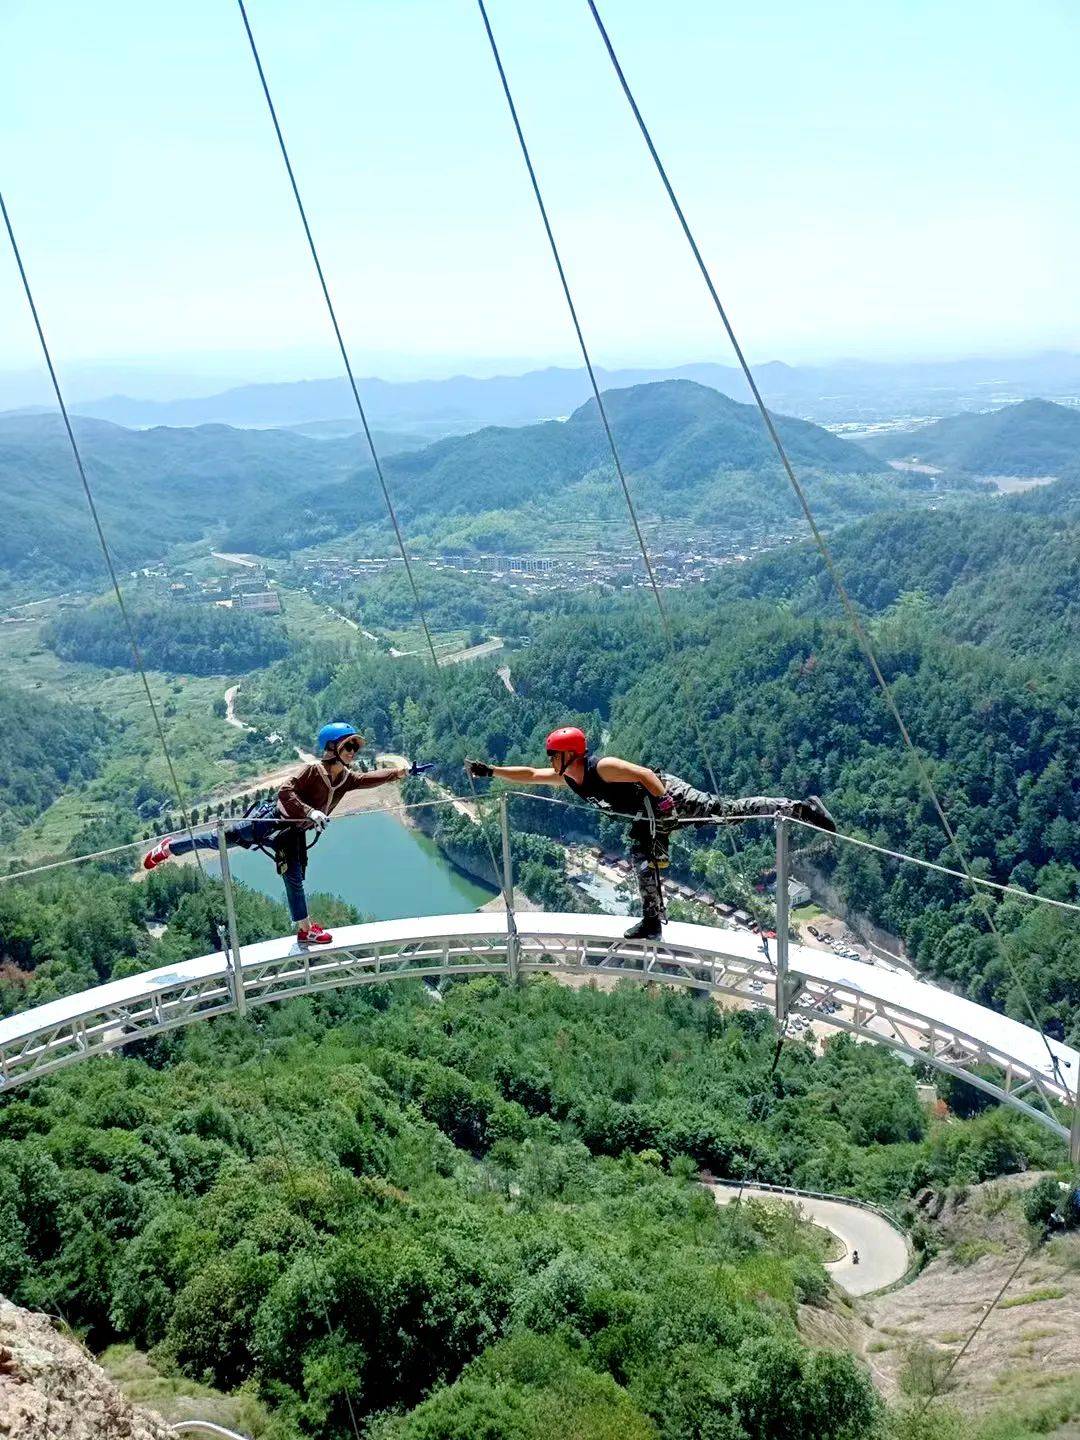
[0,911,1076,1153]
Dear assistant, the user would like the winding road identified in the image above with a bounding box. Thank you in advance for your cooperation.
[708,1182,910,1296]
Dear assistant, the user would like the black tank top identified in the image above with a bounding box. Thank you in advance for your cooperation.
[563,755,647,818]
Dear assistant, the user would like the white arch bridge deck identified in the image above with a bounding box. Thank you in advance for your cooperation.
[0,914,1075,1145]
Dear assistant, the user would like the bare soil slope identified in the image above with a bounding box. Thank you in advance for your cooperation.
[862,1175,1080,1415]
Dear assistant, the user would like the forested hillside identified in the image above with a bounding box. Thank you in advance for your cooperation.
[708,477,1080,656]
[242,520,1080,1039]
[44,600,289,676]
[3,383,952,597]
[0,685,113,842]
[0,867,1061,1438]
[0,414,367,593]
[860,398,1080,476]
[222,381,961,556]
[2,388,1080,1440]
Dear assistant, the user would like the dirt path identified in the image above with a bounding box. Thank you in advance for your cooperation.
[223,685,253,732]
[439,636,504,667]
[324,604,362,634]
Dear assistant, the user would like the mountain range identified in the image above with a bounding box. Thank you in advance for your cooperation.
[12,380,1071,602]
[0,415,369,593]
[219,380,911,555]
[8,351,1080,433]
[1,380,899,595]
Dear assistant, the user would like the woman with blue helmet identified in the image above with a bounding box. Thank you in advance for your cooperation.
[143,722,406,945]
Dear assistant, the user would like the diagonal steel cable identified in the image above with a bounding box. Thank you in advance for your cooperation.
[475,0,765,918]
[0,188,206,874]
[584,0,1075,1374]
[234,0,511,908]
[584,0,1068,1095]
[916,1237,1038,1416]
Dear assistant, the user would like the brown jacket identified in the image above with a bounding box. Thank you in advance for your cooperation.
[277,762,400,821]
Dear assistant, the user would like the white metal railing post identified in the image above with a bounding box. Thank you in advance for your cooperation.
[775,817,790,1024]
[499,793,520,983]
[216,821,247,1016]
[1070,1085,1080,1167]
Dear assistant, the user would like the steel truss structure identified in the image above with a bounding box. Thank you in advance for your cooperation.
[1,911,1077,1155]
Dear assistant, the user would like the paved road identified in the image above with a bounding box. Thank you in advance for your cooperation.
[708,1183,910,1297]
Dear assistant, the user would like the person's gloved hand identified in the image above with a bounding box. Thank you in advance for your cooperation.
[307,808,330,832]
[465,759,493,778]
[653,791,679,834]
[409,761,436,777]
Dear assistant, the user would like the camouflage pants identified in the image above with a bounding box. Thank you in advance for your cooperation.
[628,776,792,922]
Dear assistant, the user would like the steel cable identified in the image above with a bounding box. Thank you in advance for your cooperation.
[583,0,1069,1097]
[475,0,761,918]
[234,0,512,911]
[0,189,207,875]
[583,0,1075,1378]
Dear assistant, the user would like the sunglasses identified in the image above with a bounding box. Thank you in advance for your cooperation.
[340,740,362,754]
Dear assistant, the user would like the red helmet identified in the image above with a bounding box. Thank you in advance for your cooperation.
[545,726,587,758]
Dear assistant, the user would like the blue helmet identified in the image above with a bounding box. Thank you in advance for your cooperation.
[316,722,362,754]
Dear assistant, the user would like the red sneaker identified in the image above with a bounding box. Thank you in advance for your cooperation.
[143,838,173,871]
[298,922,333,946]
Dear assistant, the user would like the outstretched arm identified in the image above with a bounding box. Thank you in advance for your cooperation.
[466,760,566,787]
[345,765,407,791]
[595,756,666,797]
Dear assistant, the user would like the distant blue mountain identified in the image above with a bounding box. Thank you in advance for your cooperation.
[50,351,1080,431]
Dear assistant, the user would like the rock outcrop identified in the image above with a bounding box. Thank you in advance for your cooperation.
[0,1297,172,1440]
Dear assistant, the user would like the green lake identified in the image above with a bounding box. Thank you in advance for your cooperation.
[216,810,495,921]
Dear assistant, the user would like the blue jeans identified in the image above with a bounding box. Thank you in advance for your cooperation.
[170,818,310,924]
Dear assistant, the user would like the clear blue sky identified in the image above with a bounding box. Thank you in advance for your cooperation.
[2,0,1078,398]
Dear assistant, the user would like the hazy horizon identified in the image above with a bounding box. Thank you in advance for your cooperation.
[4,343,1080,412]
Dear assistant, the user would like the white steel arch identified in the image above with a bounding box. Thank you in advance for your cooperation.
[0,913,1076,1148]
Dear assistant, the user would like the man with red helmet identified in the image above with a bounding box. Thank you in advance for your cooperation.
[466,728,834,940]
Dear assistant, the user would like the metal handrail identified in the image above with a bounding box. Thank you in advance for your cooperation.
[0,792,467,888]
[704,1176,909,1240]
[3,772,1079,1163]
[504,788,1080,916]
[168,1424,250,1439]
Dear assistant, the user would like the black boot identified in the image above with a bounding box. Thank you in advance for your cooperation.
[791,795,837,834]
[624,915,663,941]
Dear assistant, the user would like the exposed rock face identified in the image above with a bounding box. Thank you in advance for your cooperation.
[0,1297,172,1440]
